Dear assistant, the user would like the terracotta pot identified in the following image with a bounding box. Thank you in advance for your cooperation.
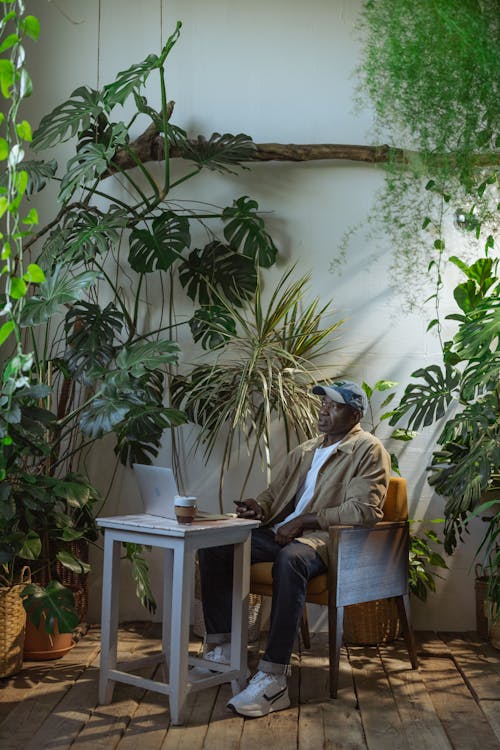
[23,616,75,661]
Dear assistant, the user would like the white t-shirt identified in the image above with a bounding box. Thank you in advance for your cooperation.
[273,441,340,532]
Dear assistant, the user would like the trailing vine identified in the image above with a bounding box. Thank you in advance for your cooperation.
[349,0,499,313]
[0,2,44,478]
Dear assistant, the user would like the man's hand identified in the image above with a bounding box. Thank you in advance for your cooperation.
[234,498,264,520]
[275,513,320,546]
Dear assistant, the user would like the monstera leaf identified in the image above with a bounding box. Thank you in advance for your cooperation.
[20,266,100,326]
[65,301,125,378]
[222,196,278,268]
[22,581,78,634]
[388,364,460,430]
[59,141,118,203]
[40,207,128,267]
[453,294,500,361]
[189,305,237,350]
[32,86,106,150]
[115,339,180,378]
[173,132,256,174]
[103,23,180,108]
[179,241,257,306]
[129,212,190,272]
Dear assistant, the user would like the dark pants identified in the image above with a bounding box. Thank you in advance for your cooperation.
[198,527,327,674]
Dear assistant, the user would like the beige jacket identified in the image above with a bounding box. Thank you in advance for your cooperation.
[256,424,391,565]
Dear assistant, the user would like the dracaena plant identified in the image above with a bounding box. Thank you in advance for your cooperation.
[171,268,344,510]
[1,17,284,619]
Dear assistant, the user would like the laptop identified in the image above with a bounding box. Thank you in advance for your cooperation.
[132,464,231,521]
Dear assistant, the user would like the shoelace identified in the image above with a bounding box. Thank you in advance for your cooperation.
[205,645,228,662]
[244,672,276,696]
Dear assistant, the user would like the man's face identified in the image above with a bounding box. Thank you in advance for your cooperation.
[317,396,360,436]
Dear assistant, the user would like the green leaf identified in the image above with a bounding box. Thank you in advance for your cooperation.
[16,119,32,142]
[0,32,19,54]
[189,305,237,350]
[374,379,398,392]
[23,263,45,283]
[59,142,114,203]
[0,59,14,98]
[124,543,156,613]
[22,208,39,226]
[390,428,418,441]
[20,15,40,41]
[18,530,42,560]
[22,581,78,634]
[20,266,100,326]
[0,137,7,159]
[222,196,278,268]
[10,276,27,299]
[0,320,15,345]
[65,301,124,377]
[56,549,91,575]
[128,212,190,273]
[174,131,256,174]
[179,241,257,307]
[116,339,180,377]
[389,364,460,430]
[103,55,160,106]
[426,318,439,332]
[32,86,105,150]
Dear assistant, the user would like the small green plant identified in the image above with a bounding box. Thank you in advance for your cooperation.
[468,499,500,623]
[409,521,447,602]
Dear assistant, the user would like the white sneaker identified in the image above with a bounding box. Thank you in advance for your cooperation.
[188,643,231,681]
[227,670,290,717]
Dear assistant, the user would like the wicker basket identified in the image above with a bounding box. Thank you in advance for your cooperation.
[0,581,28,678]
[343,597,401,645]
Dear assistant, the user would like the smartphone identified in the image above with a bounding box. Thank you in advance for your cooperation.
[233,500,249,509]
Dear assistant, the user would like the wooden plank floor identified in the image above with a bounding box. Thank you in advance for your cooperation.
[1,624,499,750]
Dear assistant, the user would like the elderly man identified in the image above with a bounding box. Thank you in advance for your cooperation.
[197,380,390,717]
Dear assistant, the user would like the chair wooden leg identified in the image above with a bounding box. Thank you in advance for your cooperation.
[300,606,311,650]
[328,604,343,699]
[396,594,418,669]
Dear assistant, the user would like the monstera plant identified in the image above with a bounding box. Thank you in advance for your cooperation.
[0,17,284,623]
[389,250,499,618]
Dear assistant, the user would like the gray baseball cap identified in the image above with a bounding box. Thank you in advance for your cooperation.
[312,380,367,415]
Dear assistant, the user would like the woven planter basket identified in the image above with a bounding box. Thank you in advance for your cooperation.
[343,597,401,645]
[0,583,27,678]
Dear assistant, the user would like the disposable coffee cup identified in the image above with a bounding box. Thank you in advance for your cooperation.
[174,495,197,524]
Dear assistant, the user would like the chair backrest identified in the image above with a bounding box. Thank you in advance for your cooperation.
[383,476,408,521]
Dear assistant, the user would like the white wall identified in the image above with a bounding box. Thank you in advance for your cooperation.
[23,0,486,631]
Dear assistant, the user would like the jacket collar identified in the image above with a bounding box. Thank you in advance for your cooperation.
[315,423,364,454]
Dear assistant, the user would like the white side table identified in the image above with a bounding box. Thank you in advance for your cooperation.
[96,514,259,724]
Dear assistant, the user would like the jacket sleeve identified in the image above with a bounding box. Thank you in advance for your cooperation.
[316,440,391,528]
[254,447,299,521]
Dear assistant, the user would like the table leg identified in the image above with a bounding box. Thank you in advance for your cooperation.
[168,542,193,725]
[230,535,250,694]
[161,548,173,683]
[99,533,121,704]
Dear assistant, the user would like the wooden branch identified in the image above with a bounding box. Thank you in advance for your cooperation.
[252,143,394,163]
[107,120,498,176]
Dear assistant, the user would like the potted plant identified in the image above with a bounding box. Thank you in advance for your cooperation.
[1,9,303,666]
[468,500,500,646]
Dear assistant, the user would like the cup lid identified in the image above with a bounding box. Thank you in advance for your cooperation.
[174,495,197,507]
